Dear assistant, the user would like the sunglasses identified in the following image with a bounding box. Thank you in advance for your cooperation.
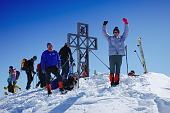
[114,32,119,34]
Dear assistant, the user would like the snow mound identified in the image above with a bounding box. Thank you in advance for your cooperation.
[0,72,170,113]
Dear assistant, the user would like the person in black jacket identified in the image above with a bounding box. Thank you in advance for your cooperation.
[25,56,37,90]
[59,43,73,80]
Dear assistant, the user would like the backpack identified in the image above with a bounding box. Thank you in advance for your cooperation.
[16,71,20,80]
[21,58,28,70]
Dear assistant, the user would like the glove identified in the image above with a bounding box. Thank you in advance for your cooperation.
[103,21,108,26]
[122,18,128,24]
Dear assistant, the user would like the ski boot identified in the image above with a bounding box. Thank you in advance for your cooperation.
[109,73,116,87]
[113,73,119,86]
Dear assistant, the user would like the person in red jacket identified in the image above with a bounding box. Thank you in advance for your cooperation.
[36,63,46,88]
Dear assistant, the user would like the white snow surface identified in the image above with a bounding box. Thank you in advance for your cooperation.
[0,72,170,113]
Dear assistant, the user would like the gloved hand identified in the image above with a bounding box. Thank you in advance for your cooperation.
[103,21,108,26]
[122,18,128,24]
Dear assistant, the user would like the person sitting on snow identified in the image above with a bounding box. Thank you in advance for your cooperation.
[51,74,78,91]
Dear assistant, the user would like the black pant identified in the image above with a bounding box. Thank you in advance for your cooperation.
[109,55,123,74]
[61,59,69,80]
[109,55,122,85]
[45,66,62,84]
[26,70,33,89]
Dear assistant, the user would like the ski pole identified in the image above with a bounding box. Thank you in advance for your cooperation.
[125,45,129,75]
[90,50,110,70]
[134,50,143,65]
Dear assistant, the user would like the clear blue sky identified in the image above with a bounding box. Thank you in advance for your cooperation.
[0,0,170,97]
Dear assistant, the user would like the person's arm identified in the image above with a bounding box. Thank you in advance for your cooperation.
[56,51,61,69]
[102,21,110,39]
[68,47,73,63]
[122,18,129,41]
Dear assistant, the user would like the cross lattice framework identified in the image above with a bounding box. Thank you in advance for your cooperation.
[67,23,97,77]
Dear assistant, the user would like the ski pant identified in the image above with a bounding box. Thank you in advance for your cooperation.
[109,55,123,74]
[26,70,33,90]
[61,58,69,80]
[45,66,63,88]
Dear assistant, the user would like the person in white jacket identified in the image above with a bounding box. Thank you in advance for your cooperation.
[102,18,129,86]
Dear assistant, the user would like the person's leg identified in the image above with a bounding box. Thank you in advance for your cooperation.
[61,59,65,79]
[61,59,69,80]
[109,55,116,74]
[12,81,16,93]
[115,55,123,85]
[39,71,46,88]
[52,66,66,94]
[26,71,33,90]
[109,55,116,86]
[45,68,52,94]
[65,61,69,79]
[8,82,12,93]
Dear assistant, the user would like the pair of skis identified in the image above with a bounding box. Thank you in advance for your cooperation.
[125,37,148,74]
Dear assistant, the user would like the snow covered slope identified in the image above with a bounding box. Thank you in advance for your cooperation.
[0,72,170,113]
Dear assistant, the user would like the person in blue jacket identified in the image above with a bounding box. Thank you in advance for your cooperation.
[41,42,66,95]
[102,18,129,86]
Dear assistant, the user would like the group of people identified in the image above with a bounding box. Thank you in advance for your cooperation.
[6,17,129,95]
[6,43,77,95]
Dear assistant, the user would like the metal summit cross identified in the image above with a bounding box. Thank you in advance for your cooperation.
[67,22,97,77]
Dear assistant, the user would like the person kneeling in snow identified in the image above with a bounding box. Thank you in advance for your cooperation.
[102,18,129,86]
[51,75,78,91]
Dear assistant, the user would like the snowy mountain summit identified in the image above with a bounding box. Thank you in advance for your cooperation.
[0,72,170,113]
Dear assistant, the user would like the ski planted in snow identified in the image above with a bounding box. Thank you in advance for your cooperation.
[137,37,148,74]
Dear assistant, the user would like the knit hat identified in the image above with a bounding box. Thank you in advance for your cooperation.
[113,26,120,33]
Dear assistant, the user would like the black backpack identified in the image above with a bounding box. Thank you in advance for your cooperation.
[16,71,20,80]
